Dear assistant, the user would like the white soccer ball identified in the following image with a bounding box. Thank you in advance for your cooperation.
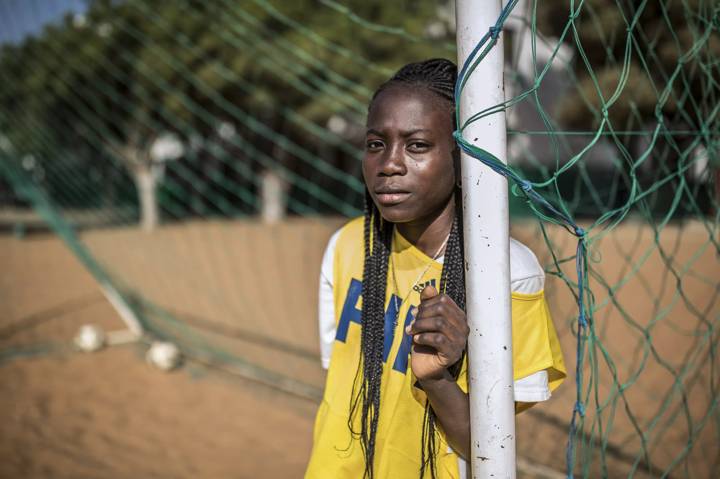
[146,341,182,371]
[74,324,106,352]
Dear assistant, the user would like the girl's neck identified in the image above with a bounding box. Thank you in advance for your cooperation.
[396,196,455,258]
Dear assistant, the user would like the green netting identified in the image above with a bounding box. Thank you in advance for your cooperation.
[0,0,718,477]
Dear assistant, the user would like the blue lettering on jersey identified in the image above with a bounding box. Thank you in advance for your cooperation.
[392,307,416,373]
[335,278,362,343]
[382,296,399,362]
[335,278,417,374]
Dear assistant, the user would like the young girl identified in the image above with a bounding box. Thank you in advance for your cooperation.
[306,59,566,479]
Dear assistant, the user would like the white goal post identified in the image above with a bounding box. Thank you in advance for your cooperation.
[455,1,516,477]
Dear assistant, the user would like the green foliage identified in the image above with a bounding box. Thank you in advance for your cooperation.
[0,0,456,144]
[0,0,457,214]
[539,0,719,135]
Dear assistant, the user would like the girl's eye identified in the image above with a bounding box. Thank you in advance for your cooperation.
[366,140,384,150]
[408,141,431,152]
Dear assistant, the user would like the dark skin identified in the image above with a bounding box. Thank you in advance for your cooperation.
[364,86,457,255]
[363,85,471,460]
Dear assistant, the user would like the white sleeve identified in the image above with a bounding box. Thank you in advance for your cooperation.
[319,230,341,370]
[514,370,551,402]
[509,237,551,402]
[509,237,545,294]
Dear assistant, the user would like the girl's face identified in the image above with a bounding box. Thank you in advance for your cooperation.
[363,86,457,225]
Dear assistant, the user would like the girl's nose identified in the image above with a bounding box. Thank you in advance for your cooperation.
[379,144,407,176]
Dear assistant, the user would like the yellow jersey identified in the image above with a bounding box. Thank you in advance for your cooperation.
[306,217,566,478]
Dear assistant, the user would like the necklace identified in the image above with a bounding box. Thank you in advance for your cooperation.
[389,229,450,326]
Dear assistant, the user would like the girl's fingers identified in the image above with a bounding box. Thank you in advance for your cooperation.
[409,311,463,338]
[407,317,465,347]
[406,316,449,335]
[416,299,464,329]
[412,333,462,363]
[405,319,416,335]
[412,332,449,350]
[419,302,458,318]
[418,293,459,311]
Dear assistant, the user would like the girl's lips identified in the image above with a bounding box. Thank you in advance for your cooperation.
[375,192,411,205]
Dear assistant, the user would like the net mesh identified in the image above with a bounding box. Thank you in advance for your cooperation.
[0,0,718,477]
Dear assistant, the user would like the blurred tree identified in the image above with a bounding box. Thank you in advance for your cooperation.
[0,0,457,226]
[537,0,719,214]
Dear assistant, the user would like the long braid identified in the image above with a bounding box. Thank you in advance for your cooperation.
[352,189,393,478]
[421,189,466,478]
[347,191,375,441]
[441,190,467,313]
[356,58,463,479]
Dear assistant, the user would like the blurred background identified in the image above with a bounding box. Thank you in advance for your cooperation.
[0,0,718,477]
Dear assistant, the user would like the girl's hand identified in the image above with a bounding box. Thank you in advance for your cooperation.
[407,285,469,381]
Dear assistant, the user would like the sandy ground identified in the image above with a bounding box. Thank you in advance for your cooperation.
[0,233,317,479]
[1,217,718,478]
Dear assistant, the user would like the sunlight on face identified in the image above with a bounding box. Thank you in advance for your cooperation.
[363,85,457,225]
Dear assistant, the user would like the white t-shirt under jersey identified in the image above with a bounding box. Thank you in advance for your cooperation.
[318,230,552,403]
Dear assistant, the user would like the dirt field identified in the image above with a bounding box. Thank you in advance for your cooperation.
[1,217,717,478]
[0,234,318,479]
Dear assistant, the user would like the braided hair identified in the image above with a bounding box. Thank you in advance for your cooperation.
[350,58,466,479]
